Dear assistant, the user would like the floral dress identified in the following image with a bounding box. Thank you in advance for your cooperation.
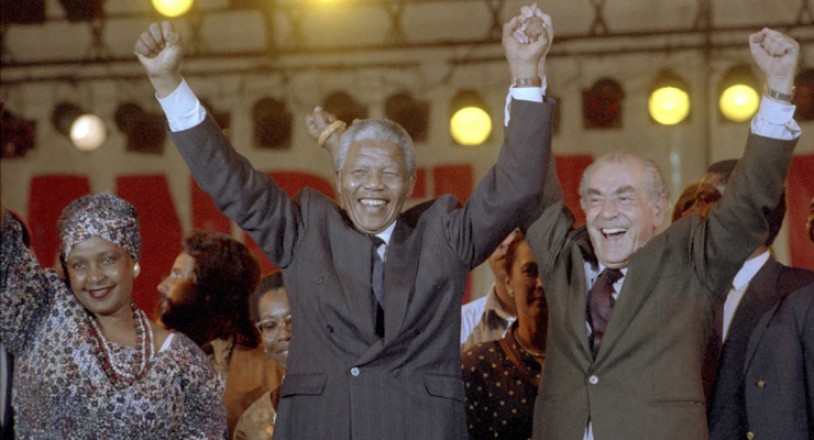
[0,213,227,439]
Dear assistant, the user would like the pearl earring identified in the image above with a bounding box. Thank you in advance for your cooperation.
[133,263,141,278]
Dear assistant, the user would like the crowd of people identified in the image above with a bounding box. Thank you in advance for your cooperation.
[1,2,813,439]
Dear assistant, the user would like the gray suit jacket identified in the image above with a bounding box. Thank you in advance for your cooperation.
[170,99,554,440]
[526,133,797,440]
[709,257,814,440]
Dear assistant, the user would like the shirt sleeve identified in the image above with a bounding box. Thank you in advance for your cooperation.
[156,79,207,132]
[504,76,547,126]
[751,97,800,140]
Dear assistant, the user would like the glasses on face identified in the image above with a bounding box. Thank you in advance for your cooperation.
[255,316,292,335]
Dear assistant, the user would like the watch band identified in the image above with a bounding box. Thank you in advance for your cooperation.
[763,84,795,102]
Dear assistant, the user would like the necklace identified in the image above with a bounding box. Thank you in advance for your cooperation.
[87,302,154,389]
[512,328,545,358]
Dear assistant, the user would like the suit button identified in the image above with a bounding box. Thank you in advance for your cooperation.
[327,325,334,333]
[392,369,401,377]
[746,432,755,440]
[755,380,766,388]
[350,367,360,377]
[315,276,324,285]
[414,328,422,335]
[588,375,599,385]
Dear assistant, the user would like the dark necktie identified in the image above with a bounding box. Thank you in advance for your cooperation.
[587,268,623,358]
[370,236,386,338]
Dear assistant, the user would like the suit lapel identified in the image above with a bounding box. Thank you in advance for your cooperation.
[594,243,656,363]
[742,258,794,370]
[382,220,420,344]
[330,214,377,339]
[571,234,596,360]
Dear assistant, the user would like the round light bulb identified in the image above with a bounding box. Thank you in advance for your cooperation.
[719,84,759,122]
[70,114,107,152]
[450,107,492,146]
[152,0,194,18]
[648,86,690,126]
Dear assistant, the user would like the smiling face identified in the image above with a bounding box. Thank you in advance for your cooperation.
[256,287,292,369]
[583,158,666,269]
[65,236,136,318]
[337,139,415,234]
[505,239,547,323]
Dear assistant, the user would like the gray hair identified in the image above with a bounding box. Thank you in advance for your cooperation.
[579,151,668,210]
[335,119,417,176]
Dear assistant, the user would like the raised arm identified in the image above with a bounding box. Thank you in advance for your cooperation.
[135,21,184,98]
[695,29,801,296]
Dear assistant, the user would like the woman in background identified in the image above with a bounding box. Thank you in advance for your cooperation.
[234,271,291,440]
[462,233,547,440]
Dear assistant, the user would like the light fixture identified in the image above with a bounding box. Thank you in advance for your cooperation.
[114,102,167,154]
[583,78,624,129]
[152,0,194,18]
[449,90,491,146]
[323,91,368,126]
[718,65,759,122]
[793,68,814,121]
[51,102,107,152]
[1,108,37,158]
[648,69,691,126]
[253,97,292,149]
[385,92,429,143]
[58,0,103,22]
[1,0,46,24]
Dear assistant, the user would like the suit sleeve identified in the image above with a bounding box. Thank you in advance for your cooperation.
[691,134,798,300]
[799,283,814,425]
[444,99,554,268]
[169,116,302,267]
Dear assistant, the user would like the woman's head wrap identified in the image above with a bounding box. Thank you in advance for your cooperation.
[58,193,141,261]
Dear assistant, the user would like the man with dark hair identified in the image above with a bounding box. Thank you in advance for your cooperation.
[158,230,282,436]
[694,182,814,439]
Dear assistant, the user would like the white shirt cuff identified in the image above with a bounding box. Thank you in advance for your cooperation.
[504,76,547,127]
[750,96,800,140]
[156,79,207,132]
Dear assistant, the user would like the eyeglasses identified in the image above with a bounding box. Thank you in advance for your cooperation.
[255,316,292,334]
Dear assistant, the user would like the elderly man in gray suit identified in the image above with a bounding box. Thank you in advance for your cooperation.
[135,7,554,439]
[526,28,802,440]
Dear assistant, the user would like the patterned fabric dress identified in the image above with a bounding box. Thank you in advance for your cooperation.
[461,326,544,440]
[0,213,227,439]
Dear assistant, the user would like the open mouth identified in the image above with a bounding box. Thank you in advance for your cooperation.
[360,198,387,208]
[87,286,113,300]
[601,227,628,239]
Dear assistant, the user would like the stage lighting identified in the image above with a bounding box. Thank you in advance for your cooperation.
[152,0,194,18]
[1,0,46,24]
[449,90,491,146]
[253,97,292,149]
[793,68,814,121]
[648,70,691,126]
[58,0,103,22]
[583,78,624,129]
[718,65,759,122]
[385,92,429,143]
[1,108,37,158]
[51,102,107,152]
[323,92,368,126]
[114,102,167,154]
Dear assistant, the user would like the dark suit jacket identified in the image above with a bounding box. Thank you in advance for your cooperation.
[170,100,554,439]
[708,257,814,440]
[526,133,797,440]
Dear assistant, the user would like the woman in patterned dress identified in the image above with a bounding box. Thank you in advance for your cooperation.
[462,233,548,440]
[0,194,226,439]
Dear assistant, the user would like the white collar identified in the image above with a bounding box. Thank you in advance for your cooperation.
[731,250,771,291]
[373,221,397,245]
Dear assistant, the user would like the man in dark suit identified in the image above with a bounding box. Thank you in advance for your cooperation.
[692,163,814,439]
[526,28,802,440]
[135,9,554,439]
